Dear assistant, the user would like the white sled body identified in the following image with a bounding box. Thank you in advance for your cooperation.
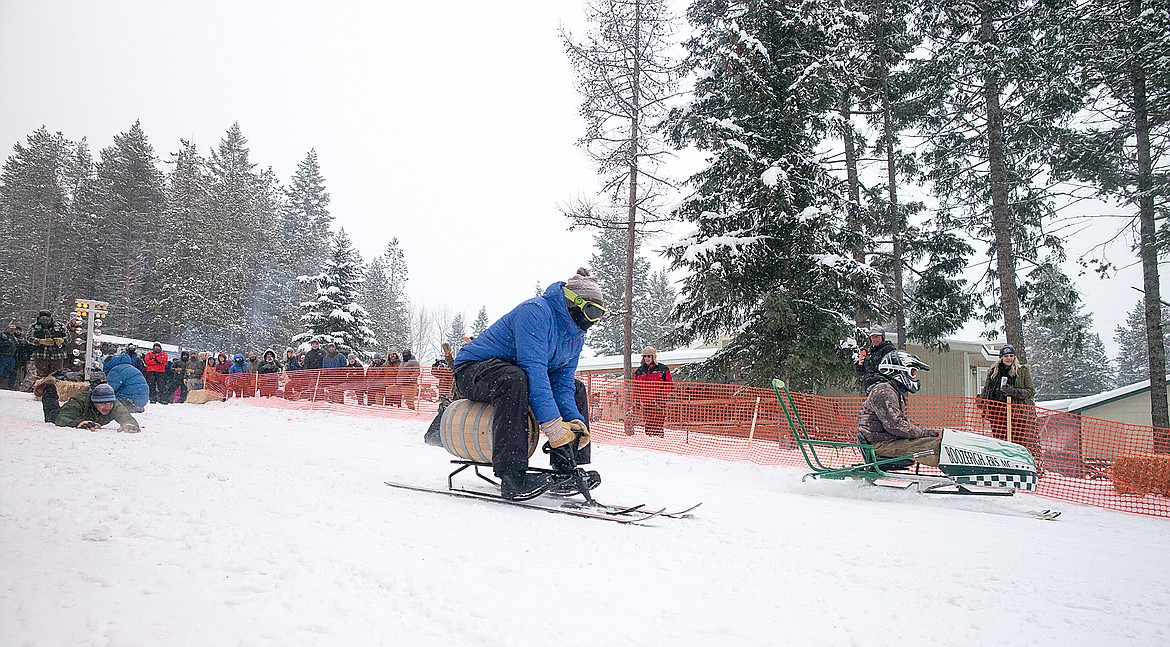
[937,428,1037,492]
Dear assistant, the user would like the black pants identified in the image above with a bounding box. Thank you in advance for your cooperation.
[453,359,591,474]
[145,371,165,402]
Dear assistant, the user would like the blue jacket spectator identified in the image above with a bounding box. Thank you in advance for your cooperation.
[322,344,347,369]
[103,353,150,408]
[228,354,248,374]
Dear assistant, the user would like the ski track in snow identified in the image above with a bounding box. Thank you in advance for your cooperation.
[1,390,1168,647]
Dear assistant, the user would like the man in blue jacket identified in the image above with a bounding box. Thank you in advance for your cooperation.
[453,268,604,500]
[103,353,150,411]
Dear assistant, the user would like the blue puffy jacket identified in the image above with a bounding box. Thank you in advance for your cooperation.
[455,282,586,424]
[103,353,149,408]
[228,355,248,374]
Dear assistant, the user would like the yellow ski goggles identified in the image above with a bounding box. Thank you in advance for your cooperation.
[563,286,607,323]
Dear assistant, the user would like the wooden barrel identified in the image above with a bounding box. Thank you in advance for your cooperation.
[439,399,539,462]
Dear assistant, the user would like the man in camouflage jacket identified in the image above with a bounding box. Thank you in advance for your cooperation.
[858,354,940,467]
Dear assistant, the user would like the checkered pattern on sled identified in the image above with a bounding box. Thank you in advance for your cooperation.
[953,472,1037,492]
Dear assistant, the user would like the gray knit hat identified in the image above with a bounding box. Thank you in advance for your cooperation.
[565,267,604,305]
[91,383,116,403]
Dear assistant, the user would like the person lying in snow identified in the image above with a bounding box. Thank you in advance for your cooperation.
[51,383,140,432]
[858,350,939,467]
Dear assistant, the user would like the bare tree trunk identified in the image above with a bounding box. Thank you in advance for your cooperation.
[622,0,643,380]
[40,208,52,311]
[982,5,1027,364]
[840,98,867,330]
[878,2,906,349]
[1129,0,1169,434]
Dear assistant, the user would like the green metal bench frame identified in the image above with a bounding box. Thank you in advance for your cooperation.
[771,378,929,482]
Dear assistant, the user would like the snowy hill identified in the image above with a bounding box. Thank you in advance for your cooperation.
[1,389,1167,646]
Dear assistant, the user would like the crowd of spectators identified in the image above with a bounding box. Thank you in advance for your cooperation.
[1,308,459,413]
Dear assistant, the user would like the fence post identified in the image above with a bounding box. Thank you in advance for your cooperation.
[1006,395,1013,443]
[749,396,761,441]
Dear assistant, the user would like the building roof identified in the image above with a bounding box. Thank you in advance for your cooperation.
[576,347,720,373]
[98,334,182,354]
[1037,375,1170,413]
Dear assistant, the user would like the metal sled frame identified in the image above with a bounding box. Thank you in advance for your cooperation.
[447,460,596,503]
[771,379,930,482]
[770,379,1015,496]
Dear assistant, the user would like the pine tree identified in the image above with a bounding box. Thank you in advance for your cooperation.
[639,269,675,348]
[663,0,876,389]
[0,127,95,321]
[1023,265,1111,399]
[362,255,393,351]
[914,1,1081,361]
[1115,301,1170,386]
[292,229,377,358]
[1052,0,1170,430]
[153,139,217,346]
[471,306,490,337]
[446,313,467,353]
[380,238,411,351]
[92,121,165,337]
[562,0,680,377]
[589,227,651,355]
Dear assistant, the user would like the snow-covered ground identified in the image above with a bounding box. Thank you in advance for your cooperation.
[2,389,1168,647]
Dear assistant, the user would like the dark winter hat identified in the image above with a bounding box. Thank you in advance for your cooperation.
[37,309,51,318]
[181,351,190,359]
[310,340,320,346]
[564,267,604,305]
[264,350,275,359]
[999,344,1016,357]
[153,342,162,350]
[91,383,116,404]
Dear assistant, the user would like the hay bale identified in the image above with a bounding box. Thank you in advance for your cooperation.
[1113,453,1170,497]
[185,389,225,404]
[33,378,89,403]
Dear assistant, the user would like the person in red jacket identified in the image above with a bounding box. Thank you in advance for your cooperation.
[143,342,169,405]
[633,346,672,437]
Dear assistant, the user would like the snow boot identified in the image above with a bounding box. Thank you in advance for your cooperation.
[497,470,553,501]
[547,469,601,497]
[40,381,60,423]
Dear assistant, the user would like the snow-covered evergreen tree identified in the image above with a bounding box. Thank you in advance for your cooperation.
[94,121,165,337]
[638,269,676,348]
[664,0,876,389]
[446,313,467,353]
[0,128,98,322]
[206,122,266,349]
[1115,301,1170,385]
[362,255,393,352]
[1021,264,1112,398]
[153,139,216,346]
[285,149,333,246]
[365,238,411,352]
[590,227,651,355]
[471,307,490,337]
[293,229,377,358]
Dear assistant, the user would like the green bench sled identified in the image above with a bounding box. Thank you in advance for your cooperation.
[770,378,1027,496]
[770,378,930,482]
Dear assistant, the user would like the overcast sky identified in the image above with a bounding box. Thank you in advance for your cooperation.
[0,0,1158,357]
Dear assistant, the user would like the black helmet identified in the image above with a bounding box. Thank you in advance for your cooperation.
[877,350,930,394]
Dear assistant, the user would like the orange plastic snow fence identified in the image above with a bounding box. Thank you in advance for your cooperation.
[225,369,1169,518]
